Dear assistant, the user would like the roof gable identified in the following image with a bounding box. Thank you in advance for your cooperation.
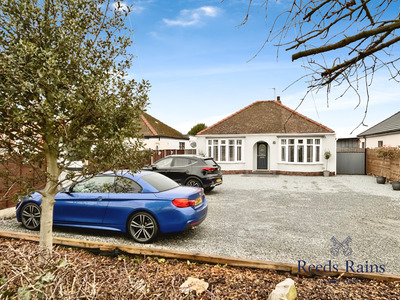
[358,111,400,137]
[139,113,187,139]
[197,101,334,135]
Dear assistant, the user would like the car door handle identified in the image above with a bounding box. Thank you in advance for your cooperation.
[97,196,103,201]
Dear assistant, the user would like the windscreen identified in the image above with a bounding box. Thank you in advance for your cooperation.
[204,158,218,166]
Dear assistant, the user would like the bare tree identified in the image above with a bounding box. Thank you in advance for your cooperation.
[236,0,400,125]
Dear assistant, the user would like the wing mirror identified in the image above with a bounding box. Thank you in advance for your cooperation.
[60,187,71,194]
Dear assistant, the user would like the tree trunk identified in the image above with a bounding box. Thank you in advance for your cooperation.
[39,150,61,252]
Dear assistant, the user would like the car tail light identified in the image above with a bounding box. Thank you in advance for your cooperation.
[172,198,195,208]
[202,167,216,172]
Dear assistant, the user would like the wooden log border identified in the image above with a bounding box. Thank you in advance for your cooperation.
[1,230,399,282]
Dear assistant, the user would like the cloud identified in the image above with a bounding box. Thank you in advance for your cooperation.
[163,6,221,27]
[132,5,145,14]
[113,2,130,12]
[123,0,155,14]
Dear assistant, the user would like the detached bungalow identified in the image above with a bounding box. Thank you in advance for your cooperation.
[196,100,336,175]
[139,113,189,151]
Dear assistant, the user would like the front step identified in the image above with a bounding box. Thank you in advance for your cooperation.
[253,170,276,175]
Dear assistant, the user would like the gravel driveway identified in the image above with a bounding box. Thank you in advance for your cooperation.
[1,174,399,274]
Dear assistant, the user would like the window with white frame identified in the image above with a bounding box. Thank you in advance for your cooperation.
[280,138,321,163]
[208,139,243,162]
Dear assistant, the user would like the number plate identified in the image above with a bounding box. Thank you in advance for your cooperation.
[195,197,202,205]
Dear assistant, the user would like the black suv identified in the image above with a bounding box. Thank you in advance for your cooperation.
[145,155,222,192]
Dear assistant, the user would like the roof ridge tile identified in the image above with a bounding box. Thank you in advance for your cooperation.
[141,114,158,136]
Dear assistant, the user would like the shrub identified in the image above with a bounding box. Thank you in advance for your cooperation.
[376,146,400,160]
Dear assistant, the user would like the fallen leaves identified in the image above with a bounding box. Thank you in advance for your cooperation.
[0,237,399,299]
[180,277,209,295]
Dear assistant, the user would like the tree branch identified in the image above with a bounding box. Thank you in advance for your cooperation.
[361,0,375,25]
[292,20,400,61]
[321,34,400,81]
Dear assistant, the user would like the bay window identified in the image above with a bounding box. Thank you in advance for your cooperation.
[208,139,243,162]
[280,138,321,163]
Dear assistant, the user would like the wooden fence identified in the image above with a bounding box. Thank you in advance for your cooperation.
[0,161,46,209]
[149,149,196,164]
[366,148,400,181]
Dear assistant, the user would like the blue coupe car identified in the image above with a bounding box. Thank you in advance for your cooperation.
[16,171,208,243]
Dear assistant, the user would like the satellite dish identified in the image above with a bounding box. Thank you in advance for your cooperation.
[190,141,197,148]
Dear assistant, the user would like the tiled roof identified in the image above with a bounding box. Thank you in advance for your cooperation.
[358,111,400,137]
[197,101,334,135]
[139,113,188,139]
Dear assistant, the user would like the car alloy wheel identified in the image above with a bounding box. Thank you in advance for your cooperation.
[128,212,158,243]
[186,178,202,187]
[21,203,41,230]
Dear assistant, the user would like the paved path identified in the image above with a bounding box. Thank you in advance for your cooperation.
[1,175,399,274]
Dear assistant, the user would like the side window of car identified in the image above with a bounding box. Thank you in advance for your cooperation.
[155,157,173,168]
[71,176,115,193]
[172,157,190,167]
[114,177,142,193]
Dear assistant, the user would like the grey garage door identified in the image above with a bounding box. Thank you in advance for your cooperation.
[336,149,365,175]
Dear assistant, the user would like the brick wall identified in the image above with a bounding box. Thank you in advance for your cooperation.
[222,170,332,176]
[366,148,400,181]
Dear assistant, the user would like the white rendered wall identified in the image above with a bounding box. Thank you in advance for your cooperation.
[196,133,337,173]
[143,137,190,150]
[362,133,400,149]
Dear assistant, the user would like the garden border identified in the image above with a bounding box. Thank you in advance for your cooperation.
[1,230,399,282]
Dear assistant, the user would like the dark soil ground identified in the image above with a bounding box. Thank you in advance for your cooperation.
[0,237,399,299]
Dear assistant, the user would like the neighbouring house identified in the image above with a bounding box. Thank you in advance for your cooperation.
[357,111,400,183]
[139,113,190,151]
[357,111,400,148]
[196,100,336,175]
